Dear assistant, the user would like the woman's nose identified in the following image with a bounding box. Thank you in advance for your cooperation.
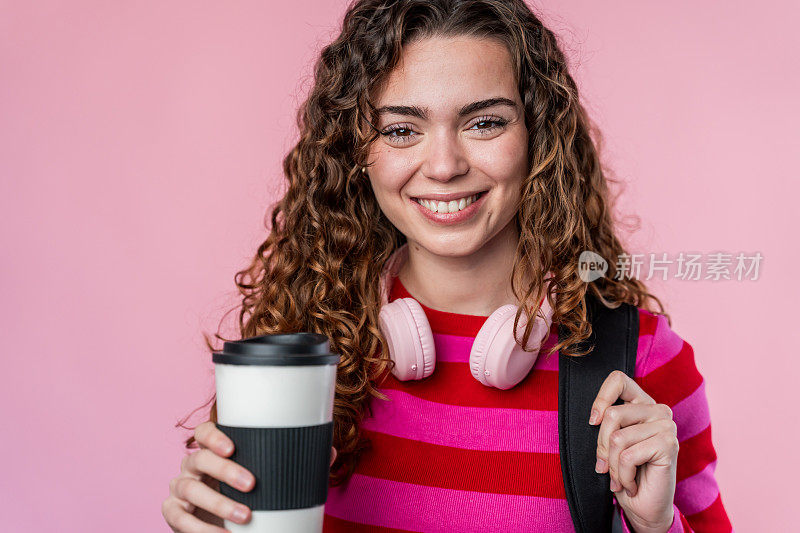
[421,129,470,182]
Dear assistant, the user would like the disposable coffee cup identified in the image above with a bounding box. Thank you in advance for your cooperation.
[212,333,340,532]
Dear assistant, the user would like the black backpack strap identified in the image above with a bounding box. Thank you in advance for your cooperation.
[558,292,639,533]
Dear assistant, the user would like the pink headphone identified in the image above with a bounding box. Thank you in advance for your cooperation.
[378,243,556,390]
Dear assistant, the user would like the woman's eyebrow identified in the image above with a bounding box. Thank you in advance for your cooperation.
[374,97,518,120]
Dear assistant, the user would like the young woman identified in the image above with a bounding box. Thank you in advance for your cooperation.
[163,1,733,531]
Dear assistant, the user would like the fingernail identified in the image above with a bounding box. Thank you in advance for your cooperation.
[595,457,606,473]
[589,409,598,425]
[231,505,248,522]
[237,472,254,491]
[610,478,620,492]
[220,439,233,454]
[625,488,633,498]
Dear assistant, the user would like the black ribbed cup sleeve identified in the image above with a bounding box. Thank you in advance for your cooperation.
[216,422,333,511]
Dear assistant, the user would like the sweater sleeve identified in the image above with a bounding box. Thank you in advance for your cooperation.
[614,311,734,532]
[617,500,692,532]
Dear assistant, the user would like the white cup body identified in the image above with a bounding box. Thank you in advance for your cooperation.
[215,364,336,427]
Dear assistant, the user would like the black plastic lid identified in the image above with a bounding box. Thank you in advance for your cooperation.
[212,333,340,366]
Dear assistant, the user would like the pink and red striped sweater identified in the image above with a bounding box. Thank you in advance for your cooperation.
[323,276,733,532]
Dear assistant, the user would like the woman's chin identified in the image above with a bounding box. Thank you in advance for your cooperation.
[406,238,485,259]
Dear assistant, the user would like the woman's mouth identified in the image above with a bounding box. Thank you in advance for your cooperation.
[410,191,488,225]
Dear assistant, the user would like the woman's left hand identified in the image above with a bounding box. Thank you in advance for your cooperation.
[590,370,679,533]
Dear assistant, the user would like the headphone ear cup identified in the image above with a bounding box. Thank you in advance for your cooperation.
[378,297,436,381]
[470,304,553,390]
[470,305,526,388]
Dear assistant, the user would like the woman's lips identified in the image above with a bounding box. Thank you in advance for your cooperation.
[410,191,488,225]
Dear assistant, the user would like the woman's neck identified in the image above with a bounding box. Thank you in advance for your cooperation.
[397,221,532,316]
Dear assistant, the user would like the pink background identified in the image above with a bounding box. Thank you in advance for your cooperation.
[1,1,796,531]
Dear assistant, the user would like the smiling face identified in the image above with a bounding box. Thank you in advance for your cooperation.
[365,34,529,258]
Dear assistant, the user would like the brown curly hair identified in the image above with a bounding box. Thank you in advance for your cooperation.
[177,0,670,488]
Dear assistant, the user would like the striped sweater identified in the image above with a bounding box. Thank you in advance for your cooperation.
[323,276,733,532]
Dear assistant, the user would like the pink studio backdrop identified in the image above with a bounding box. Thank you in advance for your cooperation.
[1,1,796,531]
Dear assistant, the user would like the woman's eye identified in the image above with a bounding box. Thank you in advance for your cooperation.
[469,119,508,134]
[380,126,417,144]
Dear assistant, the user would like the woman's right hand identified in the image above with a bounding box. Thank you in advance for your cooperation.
[162,421,256,532]
[162,420,338,532]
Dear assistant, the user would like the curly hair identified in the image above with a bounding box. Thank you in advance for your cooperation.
[177,0,670,488]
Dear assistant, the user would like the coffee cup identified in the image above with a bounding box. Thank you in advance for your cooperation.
[212,333,340,532]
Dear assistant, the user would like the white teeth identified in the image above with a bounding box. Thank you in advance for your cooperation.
[418,194,479,214]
